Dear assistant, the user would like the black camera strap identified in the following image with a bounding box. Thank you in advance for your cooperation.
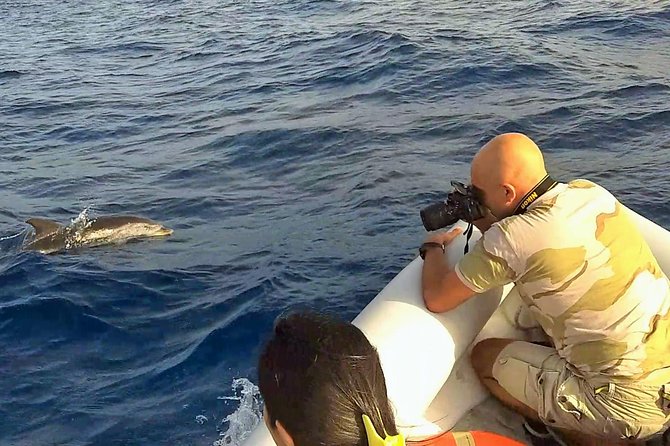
[464,222,474,254]
[512,175,557,216]
[462,175,556,254]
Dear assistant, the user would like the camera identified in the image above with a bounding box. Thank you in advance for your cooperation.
[420,181,487,231]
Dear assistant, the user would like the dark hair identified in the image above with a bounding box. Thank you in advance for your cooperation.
[258,311,398,446]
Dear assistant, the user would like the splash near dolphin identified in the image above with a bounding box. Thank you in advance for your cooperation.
[23,214,173,254]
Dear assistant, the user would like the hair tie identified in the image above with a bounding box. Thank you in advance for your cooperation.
[361,414,405,446]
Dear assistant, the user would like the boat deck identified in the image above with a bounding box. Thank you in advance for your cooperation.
[452,397,527,443]
[452,397,669,446]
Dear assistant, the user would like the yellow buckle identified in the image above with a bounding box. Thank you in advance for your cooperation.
[362,414,405,446]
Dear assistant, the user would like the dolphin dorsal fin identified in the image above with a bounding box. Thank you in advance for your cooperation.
[26,218,64,237]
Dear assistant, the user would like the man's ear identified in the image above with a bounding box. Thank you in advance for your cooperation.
[503,183,517,206]
[275,420,295,446]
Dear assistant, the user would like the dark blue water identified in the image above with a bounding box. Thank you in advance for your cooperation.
[1,1,669,445]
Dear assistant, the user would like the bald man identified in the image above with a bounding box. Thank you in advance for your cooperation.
[420,133,670,445]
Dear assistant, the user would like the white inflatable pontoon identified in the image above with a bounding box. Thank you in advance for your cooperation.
[243,208,670,445]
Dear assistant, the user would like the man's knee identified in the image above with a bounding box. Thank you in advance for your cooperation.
[471,338,515,378]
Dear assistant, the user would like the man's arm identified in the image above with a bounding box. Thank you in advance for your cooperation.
[420,228,477,313]
[421,223,519,313]
[472,210,498,233]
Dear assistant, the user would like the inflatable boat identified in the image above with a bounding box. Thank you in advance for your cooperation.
[242,207,670,446]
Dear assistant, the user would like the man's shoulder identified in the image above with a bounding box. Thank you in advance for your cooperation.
[535,178,617,213]
[564,178,620,199]
[566,178,600,190]
[490,178,616,236]
[491,209,541,236]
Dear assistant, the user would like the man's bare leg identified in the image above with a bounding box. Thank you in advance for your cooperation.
[470,338,642,446]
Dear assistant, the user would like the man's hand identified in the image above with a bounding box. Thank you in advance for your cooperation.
[423,226,464,247]
[472,210,498,233]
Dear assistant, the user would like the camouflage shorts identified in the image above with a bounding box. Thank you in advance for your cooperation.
[492,341,670,441]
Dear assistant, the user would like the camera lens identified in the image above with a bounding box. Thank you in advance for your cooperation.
[420,201,459,231]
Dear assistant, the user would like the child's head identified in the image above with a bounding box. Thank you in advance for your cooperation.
[258,311,399,446]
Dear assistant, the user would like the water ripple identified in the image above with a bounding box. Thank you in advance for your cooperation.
[1,1,670,445]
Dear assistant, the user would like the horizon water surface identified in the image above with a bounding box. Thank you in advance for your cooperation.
[1,1,670,445]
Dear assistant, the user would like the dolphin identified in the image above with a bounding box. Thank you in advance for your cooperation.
[23,215,173,254]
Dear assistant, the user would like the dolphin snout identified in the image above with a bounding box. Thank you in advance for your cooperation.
[158,226,174,236]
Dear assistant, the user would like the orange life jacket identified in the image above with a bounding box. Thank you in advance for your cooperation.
[409,430,526,446]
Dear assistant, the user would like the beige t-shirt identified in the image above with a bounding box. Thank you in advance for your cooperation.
[455,179,670,380]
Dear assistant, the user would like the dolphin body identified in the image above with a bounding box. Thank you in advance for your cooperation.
[23,215,173,254]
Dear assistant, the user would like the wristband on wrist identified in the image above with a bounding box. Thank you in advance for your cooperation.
[419,241,445,260]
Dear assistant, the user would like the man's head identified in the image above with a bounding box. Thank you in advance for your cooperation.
[470,133,548,219]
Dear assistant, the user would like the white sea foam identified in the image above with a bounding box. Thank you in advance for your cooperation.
[213,378,262,446]
[65,206,95,249]
[0,230,25,242]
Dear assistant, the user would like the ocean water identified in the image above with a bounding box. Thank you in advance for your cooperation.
[1,0,669,445]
